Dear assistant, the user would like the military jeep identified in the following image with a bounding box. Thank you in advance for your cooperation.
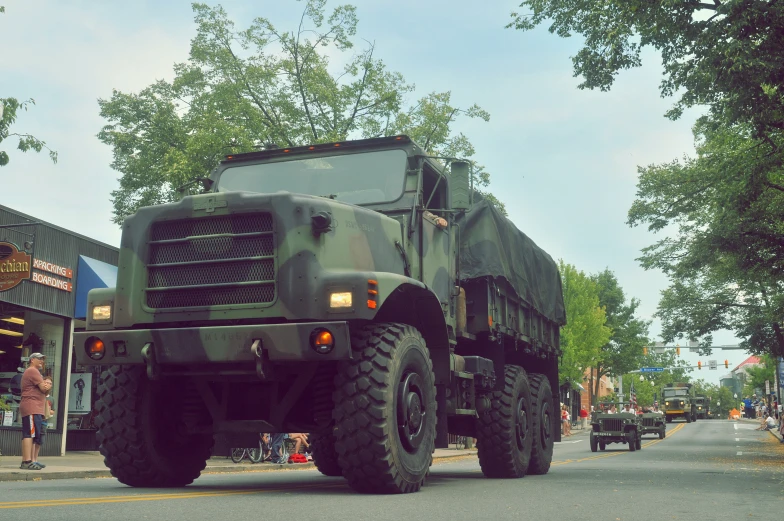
[639,409,666,439]
[590,402,643,452]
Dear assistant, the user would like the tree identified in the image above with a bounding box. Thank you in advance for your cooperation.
[99,1,498,224]
[590,269,651,403]
[742,355,776,397]
[506,2,784,358]
[557,260,611,388]
[507,1,784,138]
[628,122,784,358]
[0,7,58,168]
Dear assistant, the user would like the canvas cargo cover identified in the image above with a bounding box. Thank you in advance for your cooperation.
[456,199,566,325]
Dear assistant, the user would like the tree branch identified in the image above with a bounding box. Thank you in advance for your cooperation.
[343,43,374,135]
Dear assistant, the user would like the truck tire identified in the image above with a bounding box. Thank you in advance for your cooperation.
[686,414,692,423]
[527,373,554,475]
[659,428,665,440]
[475,365,533,479]
[333,323,436,494]
[95,365,212,487]
[590,434,598,452]
[627,431,636,452]
[311,430,342,477]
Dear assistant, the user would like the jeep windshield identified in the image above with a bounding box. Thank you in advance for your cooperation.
[217,149,407,205]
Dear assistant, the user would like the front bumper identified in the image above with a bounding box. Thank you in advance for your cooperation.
[664,410,685,415]
[73,322,352,366]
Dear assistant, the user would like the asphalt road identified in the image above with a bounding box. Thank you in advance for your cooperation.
[1,420,781,520]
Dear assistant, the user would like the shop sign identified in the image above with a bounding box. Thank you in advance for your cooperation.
[31,271,73,292]
[33,258,73,279]
[0,241,31,291]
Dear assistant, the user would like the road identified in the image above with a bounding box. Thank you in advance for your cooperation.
[0,420,781,520]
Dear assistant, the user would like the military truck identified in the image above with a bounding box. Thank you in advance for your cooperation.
[639,408,666,439]
[73,135,565,494]
[661,382,696,423]
[589,401,643,452]
[694,395,708,419]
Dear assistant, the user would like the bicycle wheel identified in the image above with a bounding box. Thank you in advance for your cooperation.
[231,448,246,464]
[249,447,263,463]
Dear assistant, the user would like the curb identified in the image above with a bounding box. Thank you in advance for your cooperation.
[0,451,478,483]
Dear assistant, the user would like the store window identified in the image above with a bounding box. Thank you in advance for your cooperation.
[0,305,65,430]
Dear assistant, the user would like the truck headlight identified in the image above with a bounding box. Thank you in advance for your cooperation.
[665,401,669,406]
[92,305,112,321]
[329,292,352,309]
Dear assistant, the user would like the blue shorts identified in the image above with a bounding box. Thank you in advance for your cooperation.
[22,414,45,445]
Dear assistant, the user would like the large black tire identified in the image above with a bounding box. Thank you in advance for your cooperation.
[311,430,342,477]
[686,414,692,423]
[590,434,598,452]
[599,440,606,451]
[635,434,642,451]
[627,431,636,452]
[475,365,533,479]
[95,365,213,487]
[659,428,665,440]
[333,323,437,494]
[527,373,554,475]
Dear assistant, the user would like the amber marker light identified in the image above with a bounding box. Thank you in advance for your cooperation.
[85,336,106,361]
[310,329,335,354]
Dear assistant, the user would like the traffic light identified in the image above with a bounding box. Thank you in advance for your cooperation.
[697,361,702,370]
[643,346,648,356]
[725,360,729,368]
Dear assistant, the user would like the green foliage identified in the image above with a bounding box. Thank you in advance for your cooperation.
[742,355,776,397]
[557,260,611,387]
[589,269,651,401]
[507,1,784,136]
[627,121,784,358]
[507,1,784,359]
[0,97,58,168]
[99,1,498,224]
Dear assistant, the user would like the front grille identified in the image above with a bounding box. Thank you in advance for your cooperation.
[642,418,656,427]
[146,213,275,309]
[600,419,623,432]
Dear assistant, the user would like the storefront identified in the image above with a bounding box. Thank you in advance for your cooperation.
[0,204,118,457]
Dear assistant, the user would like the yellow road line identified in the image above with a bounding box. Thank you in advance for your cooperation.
[1,423,690,509]
[551,422,685,466]
[0,483,345,509]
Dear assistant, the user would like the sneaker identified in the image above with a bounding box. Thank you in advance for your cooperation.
[35,462,46,468]
[21,462,43,470]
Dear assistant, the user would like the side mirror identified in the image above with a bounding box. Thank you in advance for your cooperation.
[450,160,470,211]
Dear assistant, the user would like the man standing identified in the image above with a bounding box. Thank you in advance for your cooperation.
[20,353,51,470]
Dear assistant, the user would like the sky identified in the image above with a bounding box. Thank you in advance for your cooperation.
[0,0,750,384]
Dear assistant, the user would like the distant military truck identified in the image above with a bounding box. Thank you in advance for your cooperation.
[639,408,666,439]
[72,135,566,494]
[661,382,696,423]
[590,402,643,452]
[694,395,708,420]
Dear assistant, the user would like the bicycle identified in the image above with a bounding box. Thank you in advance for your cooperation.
[230,434,269,464]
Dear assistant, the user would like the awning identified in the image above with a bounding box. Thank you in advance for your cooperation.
[574,383,586,392]
[74,256,118,320]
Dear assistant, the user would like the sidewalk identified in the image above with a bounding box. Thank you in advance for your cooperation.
[737,417,784,444]
[0,448,478,482]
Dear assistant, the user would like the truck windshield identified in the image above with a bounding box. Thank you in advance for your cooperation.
[217,149,407,205]
[663,389,689,397]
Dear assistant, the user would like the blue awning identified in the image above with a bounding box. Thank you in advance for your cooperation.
[74,256,118,320]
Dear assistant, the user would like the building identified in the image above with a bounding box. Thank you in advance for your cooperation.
[0,204,118,456]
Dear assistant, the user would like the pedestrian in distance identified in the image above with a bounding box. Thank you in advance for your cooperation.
[19,353,52,470]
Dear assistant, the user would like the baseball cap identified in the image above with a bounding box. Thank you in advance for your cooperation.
[29,353,46,360]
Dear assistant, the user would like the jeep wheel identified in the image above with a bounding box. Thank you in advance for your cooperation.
[333,323,436,494]
[311,429,342,477]
[659,428,665,440]
[527,373,554,475]
[599,440,606,451]
[627,431,637,452]
[95,365,213,487]
[476,365,533,479]
[590,434,598,453]
[635,434,642,451]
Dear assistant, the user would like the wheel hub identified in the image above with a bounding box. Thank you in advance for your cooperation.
[516,397,529,450]
[541,404,551,446]
[398,372,426,451]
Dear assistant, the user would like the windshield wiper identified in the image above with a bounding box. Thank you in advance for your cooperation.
[318,194,338,200]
